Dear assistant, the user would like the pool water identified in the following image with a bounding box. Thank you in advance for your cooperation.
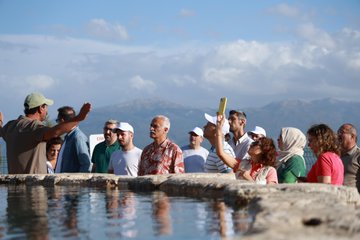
[0,185,252,239]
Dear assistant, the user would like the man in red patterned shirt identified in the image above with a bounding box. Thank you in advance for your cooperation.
[138,115,184,176]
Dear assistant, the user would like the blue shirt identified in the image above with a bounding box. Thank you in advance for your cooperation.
[58,127,91,173]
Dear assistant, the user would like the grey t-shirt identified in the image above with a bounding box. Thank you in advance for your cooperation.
[341,145,360,191]
[108,147,142,176]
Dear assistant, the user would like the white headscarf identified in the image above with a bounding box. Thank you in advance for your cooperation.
[277,127,306,164]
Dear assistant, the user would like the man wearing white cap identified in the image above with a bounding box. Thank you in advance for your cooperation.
[203,113,234,173]
[0,92,91,174]
[181,127,209,173]
[248,126,266,141]
[108,122,142,176]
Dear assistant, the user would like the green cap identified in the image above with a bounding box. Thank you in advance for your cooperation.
[24,92,54,109]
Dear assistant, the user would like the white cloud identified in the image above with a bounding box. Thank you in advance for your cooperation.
[203,67,244,85]
[25,74,56,89]
[179,9,196,17]
[171,75,197,86]
[0,24,359,119]
[129,75,156,92]
[213,40,271,65]
[86,19,129,41]
[347,55,360,70]
[296,23,336,49]
[267,3,301,18]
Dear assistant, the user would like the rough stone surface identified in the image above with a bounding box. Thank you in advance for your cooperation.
[0,173,359,239]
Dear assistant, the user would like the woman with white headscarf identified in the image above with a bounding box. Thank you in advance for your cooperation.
[277,127,306,183]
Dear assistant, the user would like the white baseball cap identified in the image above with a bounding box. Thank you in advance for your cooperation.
[189,127,204,137]
[204,113,230,134]
[250,126,266,137]
[115,122,134,133]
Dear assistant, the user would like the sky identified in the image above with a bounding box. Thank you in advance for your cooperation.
[0,0,359,120]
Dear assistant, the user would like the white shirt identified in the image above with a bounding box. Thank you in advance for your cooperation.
[228,132,253,160]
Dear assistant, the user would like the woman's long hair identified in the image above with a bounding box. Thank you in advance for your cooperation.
[253,137,277,167]
[307,123,340,156]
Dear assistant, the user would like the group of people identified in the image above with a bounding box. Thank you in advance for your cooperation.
[213,110,359,190]
[0,93,359,193]
[0,93,92,174]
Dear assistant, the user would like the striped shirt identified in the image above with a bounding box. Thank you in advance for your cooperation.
[204,141,234,173]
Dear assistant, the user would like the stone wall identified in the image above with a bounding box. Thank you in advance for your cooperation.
[0,173,359,239]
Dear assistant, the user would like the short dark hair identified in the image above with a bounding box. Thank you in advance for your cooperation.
[24,104,47,115]
[229,110,247,119]
[46,137,64,152]
[24,106,39,115]
[57,106,76,121]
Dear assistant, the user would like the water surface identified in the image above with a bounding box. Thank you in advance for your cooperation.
[0,185,252,239]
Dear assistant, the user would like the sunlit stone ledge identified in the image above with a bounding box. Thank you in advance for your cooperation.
[0,173,359,239]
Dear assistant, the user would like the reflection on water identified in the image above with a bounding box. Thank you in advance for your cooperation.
[0,185,253,239]
[6,185,49,239]
[152,191,172,236]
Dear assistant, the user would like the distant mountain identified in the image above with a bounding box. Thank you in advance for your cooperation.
[1,97,359,164]
[80,98,214,149]
[79,97,360,149]
[245,98,360,139]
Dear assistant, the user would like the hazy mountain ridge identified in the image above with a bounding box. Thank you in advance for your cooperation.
[80,98,214,148]
[246,98,360,139]
[79,97,360,149]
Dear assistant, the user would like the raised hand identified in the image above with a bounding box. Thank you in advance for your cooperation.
[0,112,3,126]
[216,114,225,134]
[77,102,92,121]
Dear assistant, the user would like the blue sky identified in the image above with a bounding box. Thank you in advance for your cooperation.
[0,0,359,120]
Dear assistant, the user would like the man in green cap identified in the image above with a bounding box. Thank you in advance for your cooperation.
[0,92,91,174]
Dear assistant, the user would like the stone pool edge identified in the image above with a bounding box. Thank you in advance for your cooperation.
[0,173,359,239]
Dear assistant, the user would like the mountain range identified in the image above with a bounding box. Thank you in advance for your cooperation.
[79,97,360,149]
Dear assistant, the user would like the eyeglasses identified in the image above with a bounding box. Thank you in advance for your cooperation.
[250,141,261,147]
[337,130,352,135]
[103,127,115,132]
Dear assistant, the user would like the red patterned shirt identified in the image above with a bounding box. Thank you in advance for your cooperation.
[138,138,184,176]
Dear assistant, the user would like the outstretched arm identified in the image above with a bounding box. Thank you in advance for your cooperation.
[0,112,3,137]
[43,102,92,141]
[215,114,239,169]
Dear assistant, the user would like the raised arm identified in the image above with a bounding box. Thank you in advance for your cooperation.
[0,112,3,137]
[215,114,239,169]
[0,112,3,126]
[43,102,92,141]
